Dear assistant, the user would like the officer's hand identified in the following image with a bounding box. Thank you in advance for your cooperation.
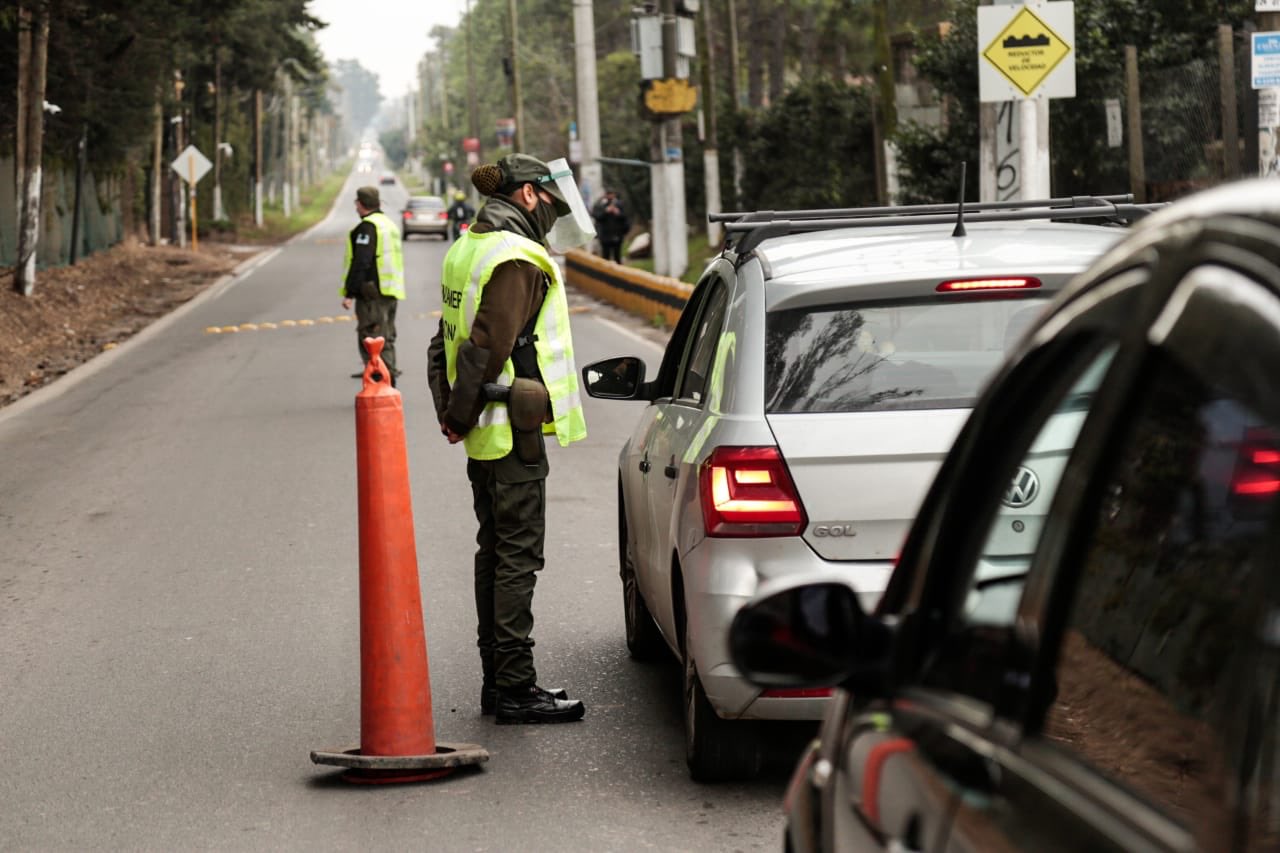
[440,421,464,444]
[342,297,353,310]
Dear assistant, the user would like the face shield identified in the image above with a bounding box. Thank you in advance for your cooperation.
[537,158,596,252]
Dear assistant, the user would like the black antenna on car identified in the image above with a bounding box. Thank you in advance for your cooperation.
[951,162,968,238]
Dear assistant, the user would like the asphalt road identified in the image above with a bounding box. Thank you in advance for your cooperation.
[0,175,801,851]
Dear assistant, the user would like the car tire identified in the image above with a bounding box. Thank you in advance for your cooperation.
[683,618,763,782]
[619,493,665,662]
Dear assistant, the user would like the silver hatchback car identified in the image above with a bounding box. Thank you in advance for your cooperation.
[581,196,1155,781]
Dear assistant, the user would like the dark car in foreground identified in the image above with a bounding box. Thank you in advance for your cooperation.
[729,179,1280,852]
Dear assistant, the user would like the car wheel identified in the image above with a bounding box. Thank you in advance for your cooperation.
[683,618,763,782]
[619,492,665,661]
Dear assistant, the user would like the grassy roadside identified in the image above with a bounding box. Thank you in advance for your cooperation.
[239,165,351,243]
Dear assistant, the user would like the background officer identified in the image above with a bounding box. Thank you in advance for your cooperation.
[341,185,405,383]
[427,153,591,724]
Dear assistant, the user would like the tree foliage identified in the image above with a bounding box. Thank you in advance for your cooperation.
[895,0,1257,202]
[1,0,329,245]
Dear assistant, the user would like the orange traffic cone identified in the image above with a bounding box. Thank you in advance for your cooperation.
[311,337,488,784]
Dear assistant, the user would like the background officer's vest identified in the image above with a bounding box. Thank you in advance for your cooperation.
[440,230,587,461]
[340,211,405,299]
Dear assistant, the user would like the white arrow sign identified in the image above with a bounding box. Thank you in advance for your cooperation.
[171,145,212,185]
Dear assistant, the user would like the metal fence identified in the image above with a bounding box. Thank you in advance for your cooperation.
[0,156,124,268]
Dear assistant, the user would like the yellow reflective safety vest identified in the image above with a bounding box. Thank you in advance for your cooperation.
[340,210,405,299]
[440,229,587,461]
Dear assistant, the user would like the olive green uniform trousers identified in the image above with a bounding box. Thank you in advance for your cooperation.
[468,445,549,689]
[354,281,399,375]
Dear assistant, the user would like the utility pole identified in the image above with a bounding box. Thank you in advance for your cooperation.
[508,0,525,151]
[572,0,603,202]
[213,42,225,221]
[466,0,480,172]
[699,0,722,245]
[282,72,293,218]
[652,0,688,278]
[725,0,742,208]
[151,93,163,245]
[253,90,263,226]
[14,0,50,295]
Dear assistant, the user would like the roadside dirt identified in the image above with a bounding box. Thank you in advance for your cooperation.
[0,241,249,408]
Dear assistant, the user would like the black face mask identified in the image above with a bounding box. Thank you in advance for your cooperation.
[530,197,559,239]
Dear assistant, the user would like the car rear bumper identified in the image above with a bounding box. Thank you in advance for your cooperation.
[682,536,892,720]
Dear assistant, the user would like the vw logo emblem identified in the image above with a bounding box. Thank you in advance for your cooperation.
[1003,466,1040,508]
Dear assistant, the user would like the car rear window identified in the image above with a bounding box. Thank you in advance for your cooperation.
[408,198,444,209]
[765,296,1049,413]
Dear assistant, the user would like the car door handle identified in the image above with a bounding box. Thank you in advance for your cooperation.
[639,457,651,473]
[664,461,678,479]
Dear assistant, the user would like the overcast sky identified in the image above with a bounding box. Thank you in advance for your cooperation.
[307,0,469,98]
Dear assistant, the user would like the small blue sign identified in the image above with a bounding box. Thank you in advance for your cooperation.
[1254,32,1280,89]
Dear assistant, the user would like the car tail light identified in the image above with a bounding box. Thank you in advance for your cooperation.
[438,211,448,220]
[936,277,1042,293]
[1232,427,1280,498]
[699,446,806,537]
[403,210,412,220]
[761,687,833,698]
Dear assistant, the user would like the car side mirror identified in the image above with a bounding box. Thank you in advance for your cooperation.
[582,356,647,400]
[729,579,893,696]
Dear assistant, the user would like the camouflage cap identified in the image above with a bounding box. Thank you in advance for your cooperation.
[356,186,380,209]
[497,153,571,215]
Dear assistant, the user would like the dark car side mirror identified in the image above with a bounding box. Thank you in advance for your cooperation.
[582,356,649,400]
[729,579,894,696]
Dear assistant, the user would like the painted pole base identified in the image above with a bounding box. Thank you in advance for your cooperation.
[310,742,490,785]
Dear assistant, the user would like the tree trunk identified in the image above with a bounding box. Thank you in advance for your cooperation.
[767,0,787,107]
[746,0,765,108]
[15,0,49,296]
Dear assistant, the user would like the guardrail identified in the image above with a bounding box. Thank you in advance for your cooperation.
[563,249,692,329]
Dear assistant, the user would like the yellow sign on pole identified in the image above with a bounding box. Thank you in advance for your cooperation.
[642,78,698,118]
[982,6,1072,97]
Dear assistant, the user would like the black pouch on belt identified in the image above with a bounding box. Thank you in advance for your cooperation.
[507,377,550,465]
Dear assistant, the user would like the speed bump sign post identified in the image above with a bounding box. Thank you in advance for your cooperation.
[171,145,212,251]
[978,2,1076,102]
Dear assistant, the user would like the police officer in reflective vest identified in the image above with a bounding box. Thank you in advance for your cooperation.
[427,153,595,724]
[341,186,405,382]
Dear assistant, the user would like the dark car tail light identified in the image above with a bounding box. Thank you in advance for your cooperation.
[1232,427,1280,498]
[699,446,806,537]
[936,277,1042,293]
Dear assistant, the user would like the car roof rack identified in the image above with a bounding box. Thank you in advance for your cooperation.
[714,195,1164,256]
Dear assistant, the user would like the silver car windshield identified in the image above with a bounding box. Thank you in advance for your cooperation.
[765,296,1050,413]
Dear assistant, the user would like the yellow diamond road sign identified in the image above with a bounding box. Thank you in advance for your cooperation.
[984,7,1070,96]
[978,2,1076,101]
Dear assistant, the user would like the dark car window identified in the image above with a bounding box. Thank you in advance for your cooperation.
[675,283,729,406]
[1040,349,1280,850]
[764,296,1049,413]
[960,349,1116,628]
[916,340,1117,708]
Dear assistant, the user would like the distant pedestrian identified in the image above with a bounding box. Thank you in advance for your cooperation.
[590,188,630,264]
[341,186,405,384]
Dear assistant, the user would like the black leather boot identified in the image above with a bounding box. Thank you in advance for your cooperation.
[482,683,567,715]
[495,685,585,724]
